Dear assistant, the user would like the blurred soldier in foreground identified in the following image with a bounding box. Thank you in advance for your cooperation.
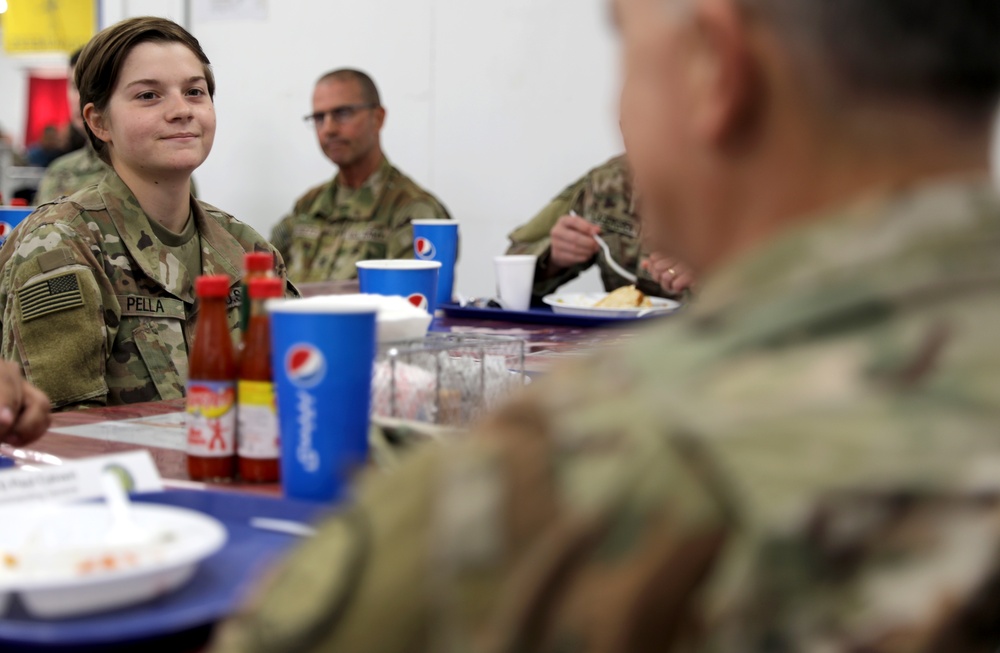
[271,69,451,283]
[508,154,695,299]
[212,0,1000,651]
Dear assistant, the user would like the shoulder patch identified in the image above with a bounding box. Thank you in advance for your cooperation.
[36,249,77,273]
[18,272,85,322]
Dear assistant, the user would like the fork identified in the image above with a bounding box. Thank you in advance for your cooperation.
[570,211,638,284]
[593,234,638,284]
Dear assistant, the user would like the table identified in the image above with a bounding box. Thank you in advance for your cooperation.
[24,313,631,488]
[3,305,641,651]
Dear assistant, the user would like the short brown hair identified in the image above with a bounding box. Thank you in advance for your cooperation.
[316,69,382,107]
[76,16,216,163]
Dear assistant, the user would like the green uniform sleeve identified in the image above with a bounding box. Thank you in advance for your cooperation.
[270,214,295,264]
[1,228,109,408]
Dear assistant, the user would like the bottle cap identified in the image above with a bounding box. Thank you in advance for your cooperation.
[248,277,284,299]
[195,275,231,298]
[243,252,274,274]
[10,198,28,207]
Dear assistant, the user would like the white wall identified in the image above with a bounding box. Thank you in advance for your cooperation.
[189,0,620,296]
[76,0,616,295]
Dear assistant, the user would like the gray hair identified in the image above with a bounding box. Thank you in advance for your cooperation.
[737,0,1000,122]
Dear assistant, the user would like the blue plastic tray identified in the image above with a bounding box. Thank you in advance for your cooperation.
[437,302,665,328]
[0,489,331,650]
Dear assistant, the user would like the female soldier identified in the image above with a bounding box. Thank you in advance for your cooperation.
[0,17,293,410]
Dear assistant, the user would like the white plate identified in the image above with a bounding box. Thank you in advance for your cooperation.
[542,292,680,319]
[0,503,226,619]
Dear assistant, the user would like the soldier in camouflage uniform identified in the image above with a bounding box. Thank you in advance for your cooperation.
[35,146,109,205]
[210,0,1000,651]
[271,69,451,284]
[0,18,293,411]
[507,154,693,300]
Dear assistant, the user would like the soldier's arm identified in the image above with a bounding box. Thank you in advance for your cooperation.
[508,179,594,298]
[0,222,112,409]
[209,359,734,653]
[269,214,294,264]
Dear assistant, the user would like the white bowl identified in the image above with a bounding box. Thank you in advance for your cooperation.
[0,503,226,619]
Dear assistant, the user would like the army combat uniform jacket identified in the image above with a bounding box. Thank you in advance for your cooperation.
[212,177,1000,653]
[271,157,451,284]
[0,171,293,410]
[507,155,668,299]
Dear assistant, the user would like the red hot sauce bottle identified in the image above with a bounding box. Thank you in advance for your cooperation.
[187,275,238,482]
[237,277,283,483]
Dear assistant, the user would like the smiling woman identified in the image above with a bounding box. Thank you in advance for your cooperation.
[0,17,297,411]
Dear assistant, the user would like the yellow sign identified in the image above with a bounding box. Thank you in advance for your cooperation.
[3,0,96,54]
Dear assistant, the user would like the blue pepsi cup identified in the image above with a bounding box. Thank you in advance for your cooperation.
[356,259,441,314]
[268,297,379,502]
[0,207,33,247]
[412,220,459,306]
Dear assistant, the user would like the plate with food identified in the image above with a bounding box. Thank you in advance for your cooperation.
[542,285,681,319]
[0,501,226,619]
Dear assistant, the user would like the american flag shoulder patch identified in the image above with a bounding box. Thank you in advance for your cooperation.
[18,273,85,322]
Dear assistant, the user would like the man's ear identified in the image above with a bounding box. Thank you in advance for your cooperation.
[83,103,111,144]
[688,0,758,145]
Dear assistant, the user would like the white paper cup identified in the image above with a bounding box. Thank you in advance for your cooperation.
[494,255,537,311]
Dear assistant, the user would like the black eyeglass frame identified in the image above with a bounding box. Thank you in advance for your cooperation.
[303,103,378,126]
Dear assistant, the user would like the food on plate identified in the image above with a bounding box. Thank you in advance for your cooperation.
[594,285,652,309]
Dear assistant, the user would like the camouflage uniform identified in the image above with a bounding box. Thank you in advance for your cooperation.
[36,146,199,205]
[0,170,294,410]
[34,147,108,206]
[507,155,667,299]
[271,157,451,283]
[211,177,1000,653]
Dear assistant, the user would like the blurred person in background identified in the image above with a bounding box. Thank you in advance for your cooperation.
[507,154,694,300]
[270,69,451,284]
[212,0,1000,651]
[25,125,67,168]
[0,17,293,411]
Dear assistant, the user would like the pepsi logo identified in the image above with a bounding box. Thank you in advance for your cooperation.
[414,237,436,260]
[0,222,12,238]
[407,293,429,312]
[285,344,326,389]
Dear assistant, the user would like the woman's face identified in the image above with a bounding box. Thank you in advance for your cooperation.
[87,41,215,180]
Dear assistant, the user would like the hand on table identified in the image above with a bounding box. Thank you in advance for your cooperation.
[642,253,695,295]
[549,214,601,270]
[0,362,51,447]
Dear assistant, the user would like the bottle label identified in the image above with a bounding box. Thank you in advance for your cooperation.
[238,380,280,459]
[186,380,236,457]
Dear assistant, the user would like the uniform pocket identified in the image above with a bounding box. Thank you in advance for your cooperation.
[133,317,188,401]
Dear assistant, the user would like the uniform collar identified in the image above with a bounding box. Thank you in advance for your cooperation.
[99,170,242,303]
[688,176,1000,350]
[311,156,395,222]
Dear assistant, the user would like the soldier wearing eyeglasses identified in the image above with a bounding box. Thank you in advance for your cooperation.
[271,69,452,284]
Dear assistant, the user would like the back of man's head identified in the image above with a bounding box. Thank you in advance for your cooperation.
[744,0,1000,126]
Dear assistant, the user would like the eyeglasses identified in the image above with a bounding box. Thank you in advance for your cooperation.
[303,103,377,126]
